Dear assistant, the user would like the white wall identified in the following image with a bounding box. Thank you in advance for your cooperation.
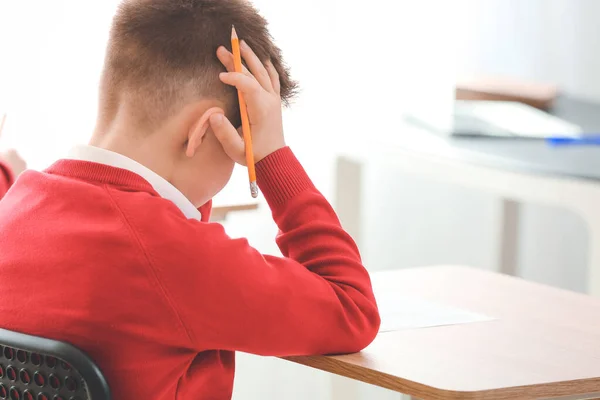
[459,0,600,101]
[0,1,116,168]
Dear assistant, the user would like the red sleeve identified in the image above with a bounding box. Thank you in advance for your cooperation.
[0,161,14,199]
[138,147,380,356]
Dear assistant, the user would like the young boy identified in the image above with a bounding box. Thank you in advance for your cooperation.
[0,0,380,398]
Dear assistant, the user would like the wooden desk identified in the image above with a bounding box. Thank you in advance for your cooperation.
[285,267,600,400]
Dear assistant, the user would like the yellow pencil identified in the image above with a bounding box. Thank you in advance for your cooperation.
[231,26,258,199]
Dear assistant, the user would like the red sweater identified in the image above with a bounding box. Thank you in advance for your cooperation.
[0,161,14,199]
[0,147,380,399]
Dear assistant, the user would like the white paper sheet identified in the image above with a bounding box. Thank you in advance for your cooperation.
[458,101,583,138]
[376,291,496,333]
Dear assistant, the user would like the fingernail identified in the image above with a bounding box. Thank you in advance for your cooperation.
[212,114,223,124]
[219,72,227,79]
[241,40,249,49]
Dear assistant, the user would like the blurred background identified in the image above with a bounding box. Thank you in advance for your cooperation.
[1,0,598,399]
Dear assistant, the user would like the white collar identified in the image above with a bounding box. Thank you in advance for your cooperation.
[66,145,201,221]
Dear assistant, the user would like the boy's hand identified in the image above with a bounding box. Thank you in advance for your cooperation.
[212,42,286,164]
[0,149,27,177]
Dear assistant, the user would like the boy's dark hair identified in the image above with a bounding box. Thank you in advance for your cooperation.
[99,0,297,129]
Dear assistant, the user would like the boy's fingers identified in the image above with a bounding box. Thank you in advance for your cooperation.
[240,41,273,92]
[265,61,281,95]
[216,47,235,72]
[216,47,252,76]
[209,113,246,165]
[220,72,263,99]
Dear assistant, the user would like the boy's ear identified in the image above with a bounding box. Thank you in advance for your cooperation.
[186,107,225,158]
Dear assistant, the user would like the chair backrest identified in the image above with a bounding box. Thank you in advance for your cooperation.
[0,329,110,400]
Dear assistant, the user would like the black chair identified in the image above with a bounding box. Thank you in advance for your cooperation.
[0,329,110,400]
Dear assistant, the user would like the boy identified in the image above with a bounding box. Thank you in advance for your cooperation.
[0,0,380,398]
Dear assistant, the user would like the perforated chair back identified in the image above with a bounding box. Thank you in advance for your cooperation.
[0,329,110,400]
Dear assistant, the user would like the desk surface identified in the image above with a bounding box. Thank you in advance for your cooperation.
[286,267,600,399]
[400,97,600,182]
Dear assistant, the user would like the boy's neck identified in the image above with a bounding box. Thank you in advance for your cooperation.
[90,118,178,184]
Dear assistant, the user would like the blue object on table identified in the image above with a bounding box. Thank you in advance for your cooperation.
[547,135,600,146]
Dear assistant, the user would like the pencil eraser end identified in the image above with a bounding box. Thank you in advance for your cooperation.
[250,182,259,199]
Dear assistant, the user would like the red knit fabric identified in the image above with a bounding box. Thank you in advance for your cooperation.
[0,161,14,199]
[0,147,380,399]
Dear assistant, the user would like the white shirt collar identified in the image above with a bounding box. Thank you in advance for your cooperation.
[66,145,201,221]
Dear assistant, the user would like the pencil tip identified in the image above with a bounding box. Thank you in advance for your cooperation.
[231,25,238,39]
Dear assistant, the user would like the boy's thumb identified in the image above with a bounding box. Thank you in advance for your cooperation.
[209,113,246,165]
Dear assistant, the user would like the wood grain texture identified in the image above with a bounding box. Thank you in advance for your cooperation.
[284,267,600,399]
